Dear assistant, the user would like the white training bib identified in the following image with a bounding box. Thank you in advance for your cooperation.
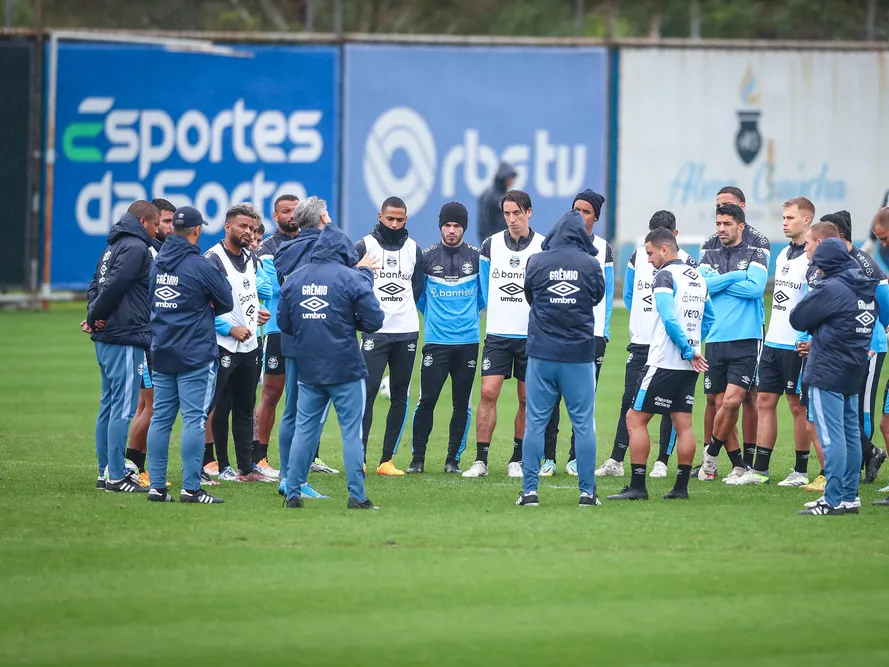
[649,261,709,371]
[485,231,544,337]
[765,244,809,349]
[629,247,691,346]
[206,243,259,354]
[364,235,420,335]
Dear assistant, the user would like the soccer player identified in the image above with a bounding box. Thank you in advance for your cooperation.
[790,237,877,515]
[407,203,485,474]
[870,207,889,492]
[596,210,694,479]
[516,210,604,507]
[697,203,768,481]
[699,187,770,469]
[463,190,544,478]
[86,200,158,493]
[355,197,425,476]
[729,197,814,487]
[146,206,233,504]
[608,227,713,501]
[204,204,272,482]
[254,195,299,476]
[279,224,384,510]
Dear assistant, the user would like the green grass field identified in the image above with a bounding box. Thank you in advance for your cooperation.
[2,302,889,667]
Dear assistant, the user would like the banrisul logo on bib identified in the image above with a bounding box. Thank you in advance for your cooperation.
[63,97,324,235]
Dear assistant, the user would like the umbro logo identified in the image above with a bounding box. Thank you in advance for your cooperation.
[155,286,180,301]
[499,283,523,297]
[773,291,788,304]
[300,296,329,312]
[856,312,876,327]
[379,282,405,296]
[547,281,580,297]
[682,268,697,280]
[642,294,653,305]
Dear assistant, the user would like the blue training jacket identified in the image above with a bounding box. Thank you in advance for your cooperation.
[256,230,294,335]
[699,242,768,343]
[417,241,486,345]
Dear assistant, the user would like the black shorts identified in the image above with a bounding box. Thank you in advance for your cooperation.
[139,349,153,390]
[633,366,698,415]
[703,339,760,395]
[757,345,803,395]
[263,333,285,376]
[481,335,527,382]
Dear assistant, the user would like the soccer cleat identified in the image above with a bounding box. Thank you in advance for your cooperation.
[649,461,668,478]
[507,461,523,478]
[698,452,719,481]
[147,488,175,502]
[539,459,556,477]
[804,495,825,508]
[595,458,625,477]
[841,499,861,513]
[138,471,151,488]
[864,447,887,484]
[105,477,149,493]
[879,483,889,493]
[347,497,379,510]
[255,458,280,479]
[96,476,105,490]
[802,475,826,492]
[798,500,845,515]
[444,461,462,474]
[376,460,405,476]
[310,458,340,474]
[606,486,649,501]
[201,470,220,486]
[203,461,219,477]
[300,482,329,499]
[405,461,425,474]
[565,459,578,476]
[873,496,889,506]
[462,461,488,478]
[180,488,224,504]
[218,466,238,482]
[722,466,749,483]
[278,479,287,496]
[284,495,304,509]
[663,488,689,500]
[777,470,809,487]
[725,469,769,486]
[236,468,277,483]
[515,492,539,506]
[578,492,602,506]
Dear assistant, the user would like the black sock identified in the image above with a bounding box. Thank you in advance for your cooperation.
[126,448,146,472]
[509,438,523,464]
[794,450,810,474]
[706,437,726,457]
[743,442,756,467]
[863,441,876,462]
[258,443,269,462]
[203,442,215,465]
[727,448,744,469]
[656,439,671,465]
[674,464,692,492]
[819,467,825,477]
[752,446,772,473]
[252,439,261,463]
[631,463,647,491]
[611,441,628,463]
[477,443,490,464]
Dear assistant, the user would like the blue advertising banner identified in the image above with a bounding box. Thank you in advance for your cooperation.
[342,45,608,250]
[50,43,339,289]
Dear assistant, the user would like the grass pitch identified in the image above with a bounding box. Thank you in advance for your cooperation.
[1,303,888,666]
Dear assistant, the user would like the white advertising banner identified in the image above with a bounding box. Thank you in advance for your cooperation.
[617,48,889,252]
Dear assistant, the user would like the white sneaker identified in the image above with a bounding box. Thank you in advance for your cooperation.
[595,458,625,477]
[539,459,556,477]
[804,495,825,508]
[725,469,769,486]
[565,459,578,476]
[507,461,523,478]
[649,461,668,478]
[462,461,488,478]
[698,452,718,481]
[310,458,340,474]
[218,466,238,482]
[803,494,860,509]
[777,470,809,487]
[722,466,748,483]
[843,497,862,509]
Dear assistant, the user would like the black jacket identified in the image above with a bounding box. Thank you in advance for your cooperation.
[790,238,878,394]
[524,211,605,363]
[477,162,516,243]
[275,227,324,357]
[149,235,234,374]
[86,213,154,349]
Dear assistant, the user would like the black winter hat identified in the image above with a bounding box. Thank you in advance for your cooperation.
[439,202,468,230]
[573,189,605,220]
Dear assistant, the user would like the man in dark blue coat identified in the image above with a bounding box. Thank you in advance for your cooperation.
[86,200,158,493]
[278,224,384,510]
[517,210,605,507]
[790,237,877,515]
[145,206,234,504]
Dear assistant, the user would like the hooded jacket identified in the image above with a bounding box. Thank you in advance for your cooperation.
[149,235,234,374]
[477,162,517,243]
[278,225,384,385]
[86,213,154,349]
[790,237,878,394]
[274,227,324,357]
[524,211,605,363]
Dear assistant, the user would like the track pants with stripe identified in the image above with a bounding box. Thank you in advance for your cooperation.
[859,352,884,461]
[361,335,418,464]
[810,387,861,507]
[411,343,478,465]
[94,342,142,481]
[147,361,218,491]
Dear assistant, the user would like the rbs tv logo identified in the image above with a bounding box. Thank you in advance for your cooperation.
[62,96,325,235]
[363,107,587,215]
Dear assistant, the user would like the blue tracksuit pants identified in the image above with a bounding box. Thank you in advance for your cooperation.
[810,387,861,507]
[94,342,142,480]
[279,357,330,476]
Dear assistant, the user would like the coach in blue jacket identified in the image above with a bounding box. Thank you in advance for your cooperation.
[146,206,234,504]
[278,224,385,510]
[518,210,605,507]
[790,237,877,515]
[86,200,158,493]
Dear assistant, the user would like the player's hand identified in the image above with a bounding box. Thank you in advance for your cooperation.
[869,349,877,359]
[357,253,381,270]
[796,341,809,357]
[94,320,106,330]
[79,319,93,334]
[257,309,271,325]
[691,352,709,373]
[230,325,250,342]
